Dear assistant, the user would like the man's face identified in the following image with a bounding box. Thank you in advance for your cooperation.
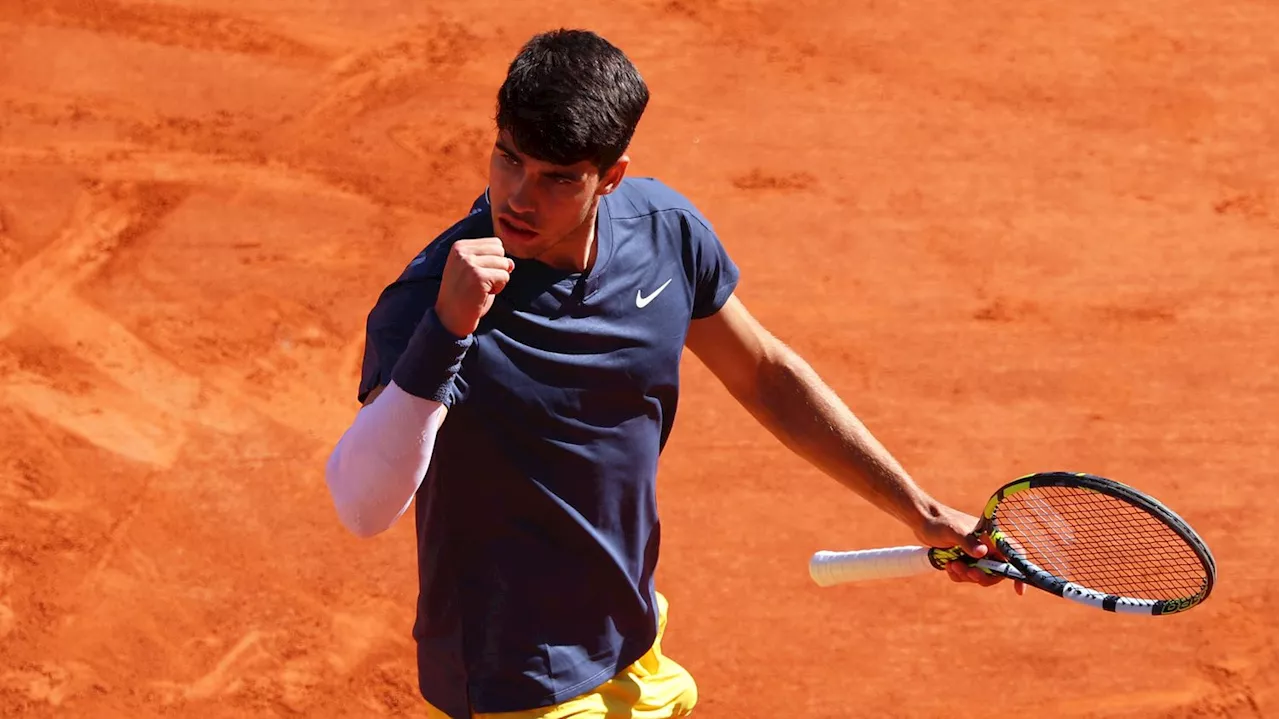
[487,131,622,263]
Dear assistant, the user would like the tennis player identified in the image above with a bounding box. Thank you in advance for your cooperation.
[325,28,1010,719]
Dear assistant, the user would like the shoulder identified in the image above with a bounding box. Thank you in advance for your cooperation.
[605,177,715,233]
[396,190,494,282]
[605,178,739,317]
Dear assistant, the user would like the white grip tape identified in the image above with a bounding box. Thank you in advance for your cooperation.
[808,546,936,587]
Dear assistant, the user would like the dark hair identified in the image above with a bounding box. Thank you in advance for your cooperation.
[496,29,649,170]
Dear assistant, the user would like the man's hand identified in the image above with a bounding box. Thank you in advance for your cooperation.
[914,505,1025,595]
[436,238,514,337]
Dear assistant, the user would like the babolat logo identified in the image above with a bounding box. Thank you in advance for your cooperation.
[1160,586,1208,615]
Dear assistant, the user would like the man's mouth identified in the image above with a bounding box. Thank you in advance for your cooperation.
[499,216,538,241]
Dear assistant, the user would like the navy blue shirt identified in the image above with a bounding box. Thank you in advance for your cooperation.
[357,178,739,717]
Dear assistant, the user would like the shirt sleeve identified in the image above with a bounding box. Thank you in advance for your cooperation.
[357,276,442,404]
[685,213,741,319]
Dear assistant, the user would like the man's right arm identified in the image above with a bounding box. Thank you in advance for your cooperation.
[324,238,512,538]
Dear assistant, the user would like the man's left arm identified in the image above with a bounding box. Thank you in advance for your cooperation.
[685,294,1011,589]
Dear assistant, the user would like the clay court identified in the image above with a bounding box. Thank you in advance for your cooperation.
[1,1,1276,717]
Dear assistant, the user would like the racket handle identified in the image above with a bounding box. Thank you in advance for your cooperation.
[809,546,937,586]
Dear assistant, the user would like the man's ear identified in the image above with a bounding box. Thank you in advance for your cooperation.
[597,155,630,195]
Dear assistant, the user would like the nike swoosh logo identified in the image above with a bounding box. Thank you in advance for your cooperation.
[636,279,673,308]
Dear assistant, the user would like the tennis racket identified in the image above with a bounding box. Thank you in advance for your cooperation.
[809,472,1217,615]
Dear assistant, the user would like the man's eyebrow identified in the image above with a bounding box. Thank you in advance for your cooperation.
[496,141,583,180]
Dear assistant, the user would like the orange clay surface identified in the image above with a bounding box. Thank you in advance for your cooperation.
[1,1,1276,717]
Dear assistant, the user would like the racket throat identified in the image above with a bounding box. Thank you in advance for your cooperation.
[972,558,1023,580]
[927,547,1026,581]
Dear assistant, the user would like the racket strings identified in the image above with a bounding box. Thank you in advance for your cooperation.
[995,486,1206,599]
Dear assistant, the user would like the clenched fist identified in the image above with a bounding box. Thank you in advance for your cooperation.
[435,238,514,338]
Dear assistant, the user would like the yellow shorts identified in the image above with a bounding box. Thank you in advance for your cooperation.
[425,592,697,719]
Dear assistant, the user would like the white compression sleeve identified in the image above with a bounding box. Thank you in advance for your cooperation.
[324,380,446,538]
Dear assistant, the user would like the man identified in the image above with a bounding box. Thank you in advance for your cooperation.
[325,28,1011,719]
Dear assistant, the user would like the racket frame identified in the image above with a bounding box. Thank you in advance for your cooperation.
[972,472,1217,616]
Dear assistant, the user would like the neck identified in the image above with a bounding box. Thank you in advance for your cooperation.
[535,200,600,273]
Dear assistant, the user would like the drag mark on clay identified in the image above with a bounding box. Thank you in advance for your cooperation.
[0,660,109,708]
[0,0,333,61]
[150,630,271,703]
[0,184,195,466]
[296,20,480,132]
[731,168,815,191]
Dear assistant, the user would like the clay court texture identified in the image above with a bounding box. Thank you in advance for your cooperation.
[1,1,1276,717]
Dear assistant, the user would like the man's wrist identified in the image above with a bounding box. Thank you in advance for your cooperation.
[390,308,473,403]
[894,485,944,535]
[434,304,471,339]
